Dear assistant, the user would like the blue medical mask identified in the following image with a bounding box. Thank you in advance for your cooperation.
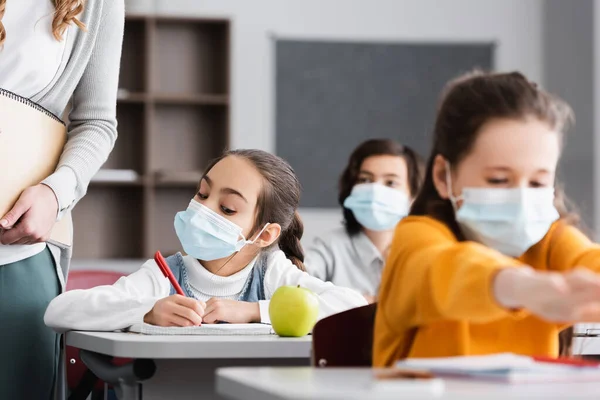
[174,200,269,261]
[343,183,411,231]
[445,164,559,257]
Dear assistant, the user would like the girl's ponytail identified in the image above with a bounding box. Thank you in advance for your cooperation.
[278,211,305,271]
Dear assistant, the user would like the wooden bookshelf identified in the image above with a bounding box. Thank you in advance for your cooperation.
[72,15,231,260]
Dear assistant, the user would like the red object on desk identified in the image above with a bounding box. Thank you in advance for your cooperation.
[533,356,600,368]
[154,251,186,296]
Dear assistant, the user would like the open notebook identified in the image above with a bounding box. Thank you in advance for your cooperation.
[128,323,275,336]
[575,323,600,336]
[396,353,600,383]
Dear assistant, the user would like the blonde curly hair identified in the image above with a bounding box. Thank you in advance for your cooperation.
[0,0,86,46]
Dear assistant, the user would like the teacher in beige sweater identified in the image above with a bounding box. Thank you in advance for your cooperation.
[0,1,124,398]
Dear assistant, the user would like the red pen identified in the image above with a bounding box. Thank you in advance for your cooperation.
[154,251,186,296]
[533,356,600,368]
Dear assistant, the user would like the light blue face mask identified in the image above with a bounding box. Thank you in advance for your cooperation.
[174,200,269,261]
[445,164,559,257]
[343,183,411,231]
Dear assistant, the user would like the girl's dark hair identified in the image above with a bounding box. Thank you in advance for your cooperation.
[203,149,305,270]
[339,139,424,235]
[410,70,576,355]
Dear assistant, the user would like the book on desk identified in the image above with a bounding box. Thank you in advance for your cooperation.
[574,323,600,337]
[127,322,276,336]
[396,353,600,384]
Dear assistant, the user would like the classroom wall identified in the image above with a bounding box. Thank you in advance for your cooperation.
[543,0,595,236]
[149,0,545,245]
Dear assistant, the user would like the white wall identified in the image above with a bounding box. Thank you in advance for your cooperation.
[147,0,545,245]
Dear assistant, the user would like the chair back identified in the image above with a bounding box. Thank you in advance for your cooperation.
[66,270,125,291]
[66,270,126,391]
[311,303,377,367]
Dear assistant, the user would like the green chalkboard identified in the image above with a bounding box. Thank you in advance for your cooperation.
[275,39,494,207]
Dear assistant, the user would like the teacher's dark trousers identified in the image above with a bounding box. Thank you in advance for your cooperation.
[0,248,60,399]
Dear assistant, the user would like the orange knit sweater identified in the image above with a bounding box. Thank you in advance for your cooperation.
[374,216,600,367]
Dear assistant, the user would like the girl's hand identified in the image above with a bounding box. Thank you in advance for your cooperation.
[0,184,59,245]
[144,295,205,327]
[203,299,260,324]
[494,267,600,322]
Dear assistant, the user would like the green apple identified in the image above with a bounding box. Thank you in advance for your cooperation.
[269,285,319,337]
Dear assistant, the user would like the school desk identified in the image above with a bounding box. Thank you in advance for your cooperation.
[216,366,600,400]
[64,331,312,400]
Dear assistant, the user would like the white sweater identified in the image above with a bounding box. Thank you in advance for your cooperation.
[0,1,124,283]
[44,250,367,332]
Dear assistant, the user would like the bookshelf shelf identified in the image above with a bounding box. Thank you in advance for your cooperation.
[117,92,148,103]
[72,16,231,260]
[155,170,203,188]
[152,93,229,106]
[73,186,145,259]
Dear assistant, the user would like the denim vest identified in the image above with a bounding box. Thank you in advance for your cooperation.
[165,253,268,302]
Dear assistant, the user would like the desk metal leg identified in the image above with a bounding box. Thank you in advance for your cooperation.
[114,383,142,400]
[79,350,155,400]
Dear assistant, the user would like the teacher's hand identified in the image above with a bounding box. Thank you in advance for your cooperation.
[0,184,59,245]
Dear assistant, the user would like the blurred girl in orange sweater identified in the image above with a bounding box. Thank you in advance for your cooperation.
[374,70,600,366]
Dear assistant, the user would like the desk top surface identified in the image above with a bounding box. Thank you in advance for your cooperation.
[66,331,312,359]
[216,367,600,400]
[64,332,600,362]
